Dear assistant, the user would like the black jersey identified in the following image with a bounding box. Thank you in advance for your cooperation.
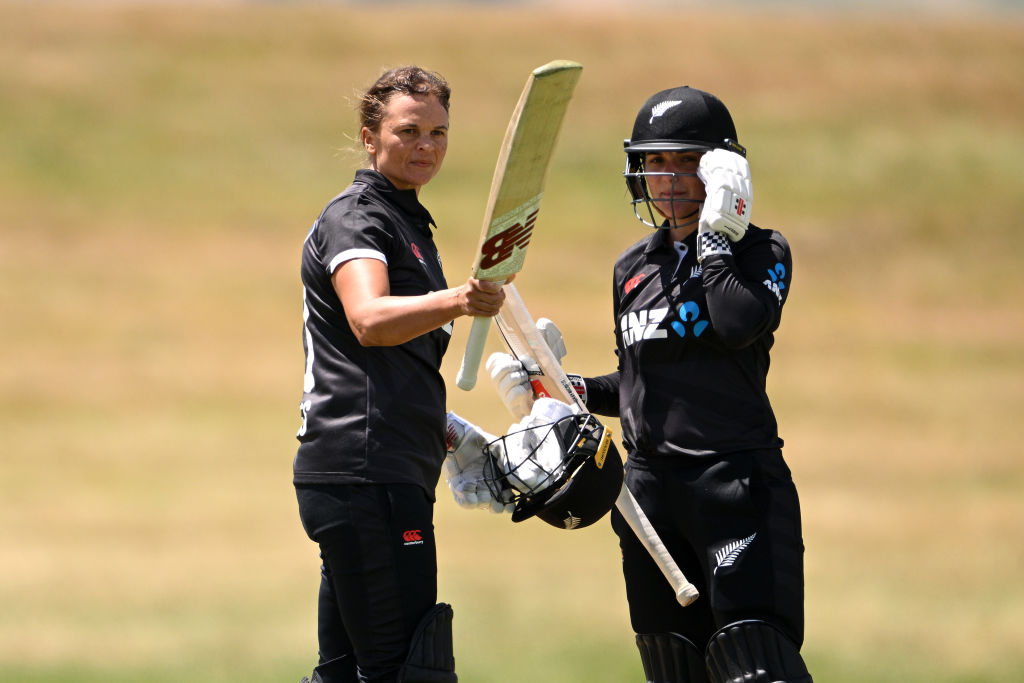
[585,225,792,457]
[294,169,452,495]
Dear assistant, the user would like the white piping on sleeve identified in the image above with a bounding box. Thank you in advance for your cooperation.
[327,248,387,274]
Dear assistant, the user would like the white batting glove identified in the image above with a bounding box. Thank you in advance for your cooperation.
[498,398,575,493]
[444,411,514,514]
[697,149,753,247]
[487,352,534,419]
[535,317,587,405]
[536,318,567,365]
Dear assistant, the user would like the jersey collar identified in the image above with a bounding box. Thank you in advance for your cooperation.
[355,169,438,230]
[643,227,697,255]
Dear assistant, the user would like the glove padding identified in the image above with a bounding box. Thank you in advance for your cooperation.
[488,316,586,419]
[444,412,514,513]
[536,317,567,365]
[496,398,576,494]
[527,319,587,405]
[486,352,534,420]
[698,149,752,243]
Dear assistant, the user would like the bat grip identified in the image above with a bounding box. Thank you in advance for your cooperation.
[456,316,493,391]
[615,484,699,607]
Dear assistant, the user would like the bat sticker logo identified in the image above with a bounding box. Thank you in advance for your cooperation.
[478,209,539,269]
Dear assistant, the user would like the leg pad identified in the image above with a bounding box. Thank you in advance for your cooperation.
[705,620,811,683]
[636,632,709,683]
[397,603,457,683]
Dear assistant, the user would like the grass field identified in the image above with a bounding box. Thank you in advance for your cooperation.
[1,2,1023,681]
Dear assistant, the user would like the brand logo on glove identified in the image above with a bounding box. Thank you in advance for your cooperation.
[402,529,424,545]
[733,197,747,217]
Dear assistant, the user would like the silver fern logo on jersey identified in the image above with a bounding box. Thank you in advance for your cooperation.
[649,100,682,124]
[714,532,757,574]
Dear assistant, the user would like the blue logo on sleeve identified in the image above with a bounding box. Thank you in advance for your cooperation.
[764,263,787,304]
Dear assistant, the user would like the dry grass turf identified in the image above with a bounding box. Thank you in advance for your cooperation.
[1,2,1022,681]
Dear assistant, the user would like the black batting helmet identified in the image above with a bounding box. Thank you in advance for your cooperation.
[624,86,746,228]
[483,413,623,530]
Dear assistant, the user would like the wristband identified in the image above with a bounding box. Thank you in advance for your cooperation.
[697,231,732,263]
[567,373,588,405]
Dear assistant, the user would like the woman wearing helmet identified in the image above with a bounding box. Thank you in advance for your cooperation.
[585,85,812,682]
[490,85,812,682]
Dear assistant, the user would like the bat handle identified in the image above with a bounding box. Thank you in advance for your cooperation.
[456,315,493,391]
[615,484,699,607]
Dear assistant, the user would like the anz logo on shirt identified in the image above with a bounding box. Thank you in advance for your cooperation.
[620,301,709,348]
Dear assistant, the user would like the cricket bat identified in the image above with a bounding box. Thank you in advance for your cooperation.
[455,60,582,391]
[495,283,700,607]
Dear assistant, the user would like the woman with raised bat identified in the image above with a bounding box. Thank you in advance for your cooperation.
[292,65,507,683]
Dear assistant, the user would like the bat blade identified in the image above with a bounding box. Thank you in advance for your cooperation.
[495,283,700,607]
[455,60,582,391]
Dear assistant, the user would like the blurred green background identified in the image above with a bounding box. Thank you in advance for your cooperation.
[1,2,1022,681]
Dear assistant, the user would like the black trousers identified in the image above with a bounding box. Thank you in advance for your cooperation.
[611,449,805,649]
[296,483,438,683]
